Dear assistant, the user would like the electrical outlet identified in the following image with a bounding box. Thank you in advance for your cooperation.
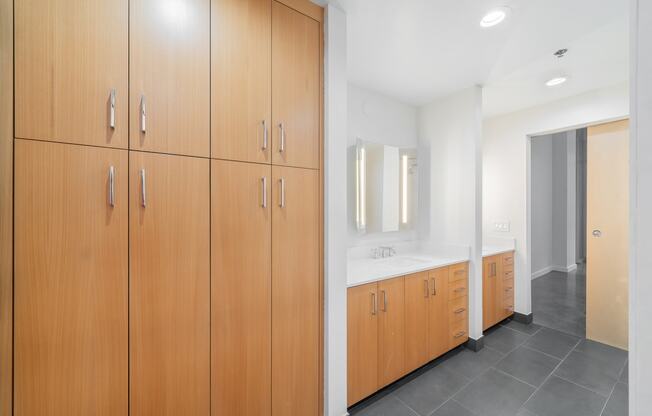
[494,221,510,232]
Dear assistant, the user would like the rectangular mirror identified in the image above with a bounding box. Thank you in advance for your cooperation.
[351,139,418,234]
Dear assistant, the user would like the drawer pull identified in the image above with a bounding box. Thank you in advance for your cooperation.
[454,331,466,339]
[454,308,466,314]
[505,287,513,292]
[454,287,466,293]
[454,270,465,275]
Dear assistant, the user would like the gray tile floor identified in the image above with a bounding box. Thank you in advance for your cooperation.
[349,269,629,416]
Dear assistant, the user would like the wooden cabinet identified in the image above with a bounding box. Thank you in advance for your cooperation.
[347,262,469,406]
[212,160,272,416]
[14,140,128,415]
[212,0,271,163]
[347,283,379,407]
[405,272,430,370]
[129,152,210,415]
[15,0,128,148]
[483,252,515,330]
[271,1,320,169]
[130,0,210,157]
[271,166,320,416]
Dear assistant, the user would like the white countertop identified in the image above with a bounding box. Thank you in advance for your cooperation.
[482,245,515,257]
[347,253,469,288]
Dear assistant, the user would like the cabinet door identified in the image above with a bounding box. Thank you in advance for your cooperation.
[378,277,406,387]
[14,140,128,415]
[483,256,499,330]
[212,160,271,416]
[15,0,128,148]
[212,0,271,163]
[130,153,210,415]
[428,267,450,359]
[347,283,379,407]
[271,166,320,416]
[130,0,210,157]
[405,272,430,370]
[271,1,320,169]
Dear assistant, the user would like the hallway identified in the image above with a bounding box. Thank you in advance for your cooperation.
[532,265,586,337]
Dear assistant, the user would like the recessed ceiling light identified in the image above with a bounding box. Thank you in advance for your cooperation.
[545,77,567,87]
[480,8,508,28]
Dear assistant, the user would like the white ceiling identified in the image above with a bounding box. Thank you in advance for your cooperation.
[321,0,629,117]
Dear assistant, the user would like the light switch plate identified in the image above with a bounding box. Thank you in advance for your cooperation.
[494,221,510,232]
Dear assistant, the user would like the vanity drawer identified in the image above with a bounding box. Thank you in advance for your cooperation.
[503,253,514,266]
[448,278,468,300]
[448,262,468,283]
[503,266,514,280]
[449,319,468,348]
[449,296,468,323]
[503,279,514,299]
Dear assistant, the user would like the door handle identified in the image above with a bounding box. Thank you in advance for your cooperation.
[109,89,116,129]
[279,178,286,208]
[262,120,268,150]
[108,166,115,207]
[140,169,147,207]
[592,229,602,237]
[278,122,285,153]
[261,177,268,208]
[140,95,147,133]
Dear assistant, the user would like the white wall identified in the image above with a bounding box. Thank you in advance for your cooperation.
[324,5,348,416]
[531,136,553,274]
[419,87,484,340]
[483,82,629,316]
[630,0,651,413]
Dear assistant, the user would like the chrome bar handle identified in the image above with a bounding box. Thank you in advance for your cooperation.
[140,95,147,133]
[381,290,387,312]
[454,331,467,339]
[424,280,429,298]
[262,120,268,150]
[278,122,285,153]
[109,89,116,129]
[108,166,115,207]
[140,169,147,208]
[261,176,268,208]
[431,278,436,295]
[371,292,377,316]
[279,178,286,208]
[454,308,466,314]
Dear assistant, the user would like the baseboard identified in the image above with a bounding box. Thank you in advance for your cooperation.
[513,312,533,324]
[531,264,578,279]
[465,336,484,352]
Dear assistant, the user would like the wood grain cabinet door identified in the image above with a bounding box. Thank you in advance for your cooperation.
[378,277,406,387]
[14,140,128,416]
[483,256,499,330]
[428,267,449,360]
[404,272,430,370]
[129,152,210,415]
[271,166,320,416]
[212,0,271,163]
[130,0,210,157]
[212,160,272,416]
[347,283,379,407]
[271,1,320,169]
[15,0,128,148]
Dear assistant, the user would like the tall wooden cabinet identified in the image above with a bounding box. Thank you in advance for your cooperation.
[9,0,323,415]
[14,140,128,415]
[15,0,128,148]
[129,153,210,415]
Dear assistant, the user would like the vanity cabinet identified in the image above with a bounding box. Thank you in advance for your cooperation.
[347,262,469,407]
[483,251,515,330]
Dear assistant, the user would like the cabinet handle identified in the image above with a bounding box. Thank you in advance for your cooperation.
[278,122,285,153]
[140,169,147,208]
[424,280,429,298]
[431,278,436,295]
[492,263,496,277]
[261,176,267,208]
[371,292,377,315]
[455,270,465,275]
[381,290,387,312]
[279,178,286,208]
[454,308,466,314]
[262,120,268,150]
[454,331,466,339]
[505,287,513,292]
[140,95,147,133]
[109,89,116,129]
[454,287,466,293]
[108,166,115,207]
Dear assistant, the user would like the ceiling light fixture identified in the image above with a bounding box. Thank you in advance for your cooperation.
[480,8,508,28]
[545,77,567,87]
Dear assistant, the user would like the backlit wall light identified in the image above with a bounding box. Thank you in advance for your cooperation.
[545,77,567,87]
[480,8,508,27]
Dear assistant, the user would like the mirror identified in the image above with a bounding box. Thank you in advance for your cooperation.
[352,139,418,234]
